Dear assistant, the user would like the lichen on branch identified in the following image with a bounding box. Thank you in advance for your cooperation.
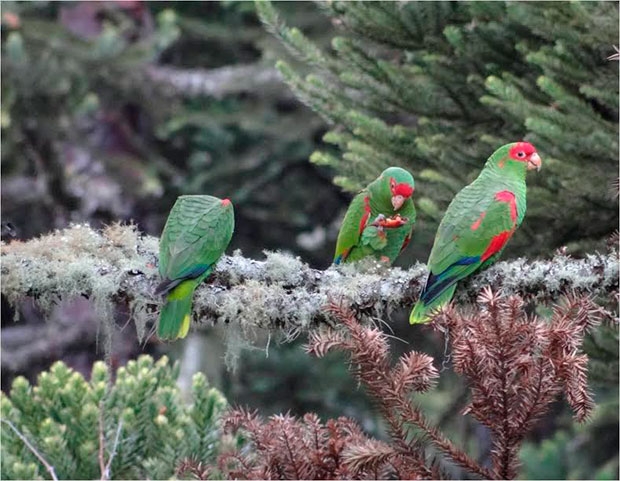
[1,224,617,342]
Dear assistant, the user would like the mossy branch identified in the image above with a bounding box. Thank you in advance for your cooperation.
[1,224,617,342]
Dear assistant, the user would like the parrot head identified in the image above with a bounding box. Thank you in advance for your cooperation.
[381,167,415,210]
[376,167,415,211]
[492,142,542,172]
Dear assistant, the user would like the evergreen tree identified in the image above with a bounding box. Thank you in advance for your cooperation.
[1,355,228,480]
[257,1,619,260]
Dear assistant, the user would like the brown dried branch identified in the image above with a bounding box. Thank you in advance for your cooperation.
[176,458,213,480]
[215,289,603,480]
[310,301,491,479]
[219,408,400,480]
[433,288,603,479]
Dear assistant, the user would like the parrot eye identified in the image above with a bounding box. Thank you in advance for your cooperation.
[516,151,526,158]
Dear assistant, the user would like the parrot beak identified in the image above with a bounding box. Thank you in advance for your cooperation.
[391,195,405,210]
[527,152,542,171]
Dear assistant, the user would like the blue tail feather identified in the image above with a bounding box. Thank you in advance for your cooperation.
[420,256,479,304]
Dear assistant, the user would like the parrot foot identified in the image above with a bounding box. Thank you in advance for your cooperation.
[370,214,387,230]
[372,213,408,229]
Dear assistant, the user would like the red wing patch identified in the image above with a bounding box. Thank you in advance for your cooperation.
[359,196,372,235]
[399,233,412,254]
[470,212,486,231]
[481,230,514,262]
[494,190,517,223]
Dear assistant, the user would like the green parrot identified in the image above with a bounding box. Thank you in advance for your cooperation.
[155,195,234,340]
[410,142,541,324]
[334,167,416,265]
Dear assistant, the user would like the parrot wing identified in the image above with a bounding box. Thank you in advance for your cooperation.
[160,196,234,283]
[334,191,371,264]
[421,183,519,305]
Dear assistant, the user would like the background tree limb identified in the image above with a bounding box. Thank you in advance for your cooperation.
[147,63,288,99]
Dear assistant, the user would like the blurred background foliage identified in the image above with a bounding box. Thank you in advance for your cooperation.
[1,1,618,479]
[1,0,340,265]
[258,0,619,260]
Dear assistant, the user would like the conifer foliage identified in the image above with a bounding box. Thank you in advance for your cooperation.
[220,293,604,479]
[257,1,619,255]
[435,288,603,479]
[1,356,228,480]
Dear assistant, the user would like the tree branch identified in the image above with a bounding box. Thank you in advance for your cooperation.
[146,63,289,99]
[1,419,59,481]
[1,224,617,341]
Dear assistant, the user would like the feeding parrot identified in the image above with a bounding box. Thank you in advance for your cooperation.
[155,195,234,340]
[410,142,541,324]
[334,167,416,265]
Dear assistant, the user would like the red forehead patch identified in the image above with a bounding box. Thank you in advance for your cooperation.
[509,142,537,160]
[393,182,414,197]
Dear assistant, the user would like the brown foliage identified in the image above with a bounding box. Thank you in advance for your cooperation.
[176,458,213,480]
[215,290,603,480]
[219,409,403,479]
[434,288,603,479]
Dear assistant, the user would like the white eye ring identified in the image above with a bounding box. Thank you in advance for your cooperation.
[516,151,526,158]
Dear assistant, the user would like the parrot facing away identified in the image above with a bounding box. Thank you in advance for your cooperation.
[334,167,416,265]
[155,195,234,340]
[410,142,541,324]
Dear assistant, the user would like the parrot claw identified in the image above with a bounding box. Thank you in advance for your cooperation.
[372,213,408,229]
[371,214,387,226]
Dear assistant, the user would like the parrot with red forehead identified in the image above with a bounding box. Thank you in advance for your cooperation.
[334,167,416,265]
[155,195,234,340]
[410,142,541,324]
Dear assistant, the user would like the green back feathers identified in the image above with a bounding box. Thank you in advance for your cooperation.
[159,195,234,282]
[157,195,234,340]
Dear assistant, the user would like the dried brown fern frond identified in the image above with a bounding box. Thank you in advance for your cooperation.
[433,288,603,479]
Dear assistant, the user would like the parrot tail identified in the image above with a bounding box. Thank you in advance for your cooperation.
[409,284,457,324]
[158,280,197,340]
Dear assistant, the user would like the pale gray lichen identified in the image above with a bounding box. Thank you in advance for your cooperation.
[1,224,618,359]
[1,223,159,353]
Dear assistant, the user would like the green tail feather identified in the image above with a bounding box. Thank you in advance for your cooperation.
[158,280,197,340]
[410,284,457,324]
